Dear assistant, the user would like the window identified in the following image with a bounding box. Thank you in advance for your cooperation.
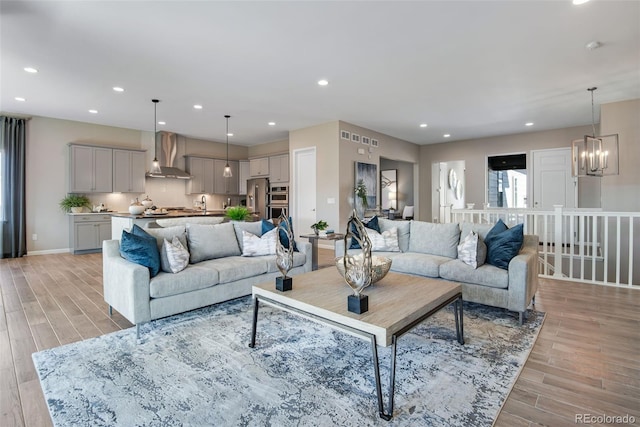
[487,154,527,208]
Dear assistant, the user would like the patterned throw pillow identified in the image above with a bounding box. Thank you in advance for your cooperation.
[457,231,487,269]
[241,228,278,257]
[161,236,190,274]
[366,227,401,252]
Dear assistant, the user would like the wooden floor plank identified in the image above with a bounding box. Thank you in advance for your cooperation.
[2,249,640,427]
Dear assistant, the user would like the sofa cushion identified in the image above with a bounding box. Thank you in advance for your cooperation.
[241,228,277,256]
[378,218,411,252]
[408,221,460,258]
[460,222,494,242]
[389,252,451,278]
[120,225,160,277]
[264,252,308,273]
[161,236,190,274]
[349,216,381,249]
[233,221,264,251]
[485,220,524,269]
[149,265,220,298]
[457,231,487,269]
[366,227,401,252]
[187,222,241,263]
[440,260,509,289]
[198,256,268,284]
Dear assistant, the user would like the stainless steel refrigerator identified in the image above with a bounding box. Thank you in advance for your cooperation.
[246,178,269,220]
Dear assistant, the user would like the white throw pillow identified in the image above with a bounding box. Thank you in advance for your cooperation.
[161,236,190,274]
[241,228,277,257]
[366,227,401,252]
[457,231,487,269]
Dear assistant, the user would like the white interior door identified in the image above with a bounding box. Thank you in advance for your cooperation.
[293,147,316,236]
[532,148,576,209]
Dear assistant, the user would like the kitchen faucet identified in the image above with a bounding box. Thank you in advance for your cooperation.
[201,195,207,214]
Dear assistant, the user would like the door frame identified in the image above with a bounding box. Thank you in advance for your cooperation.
[291,147,317,238]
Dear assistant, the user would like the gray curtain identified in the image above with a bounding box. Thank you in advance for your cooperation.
[0,116,27,258]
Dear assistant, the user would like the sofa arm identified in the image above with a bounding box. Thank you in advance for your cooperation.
[507,234,539,312]
[102,240,152,325]
[294,239,313,272]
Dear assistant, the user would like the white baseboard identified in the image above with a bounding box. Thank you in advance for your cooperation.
[27,248,70,256]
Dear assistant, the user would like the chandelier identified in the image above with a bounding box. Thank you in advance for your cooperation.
[572,87,619,177]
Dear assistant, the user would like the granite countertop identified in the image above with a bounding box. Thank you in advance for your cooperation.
[110,210,230,219]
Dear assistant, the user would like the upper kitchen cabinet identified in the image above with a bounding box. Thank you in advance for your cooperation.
[239,161,249,195]
[113,149,146,193]
[69,144,113,193]
[214,160,239,194]
[249,157,269,177]
[269,154,289,183]
[186,156,215,194]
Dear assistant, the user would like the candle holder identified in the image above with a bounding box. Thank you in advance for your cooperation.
[341,210,372,314]
[275,213,294,291]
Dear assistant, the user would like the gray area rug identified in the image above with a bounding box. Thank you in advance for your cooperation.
[33,296,544,426]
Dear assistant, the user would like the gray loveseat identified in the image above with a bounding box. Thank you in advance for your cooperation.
[335,218,538,324]
[103,220,312,336]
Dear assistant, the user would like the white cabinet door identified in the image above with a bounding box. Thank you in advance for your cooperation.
[70,145,113,193]
[250,157,269,177]
[113,150,145,193]
[270,154,289,183]
[239,161,249,195]
[93,147,113,192]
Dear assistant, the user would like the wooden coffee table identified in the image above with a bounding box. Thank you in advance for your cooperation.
[249,268,464,420]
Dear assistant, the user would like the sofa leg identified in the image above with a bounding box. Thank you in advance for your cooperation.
[519,311,525,326]
[108,305,112,317]
[532,295,536,306]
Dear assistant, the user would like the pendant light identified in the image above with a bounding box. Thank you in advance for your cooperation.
[149,99,162,174]
[571,87,619,177]
[223,114,232,178]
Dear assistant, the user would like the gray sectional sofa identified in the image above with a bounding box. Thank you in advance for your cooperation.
[103,220,312,336]
[335,218,539,324]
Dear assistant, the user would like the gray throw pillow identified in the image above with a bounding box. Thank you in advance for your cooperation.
[146,225,188,251]
[187,222,241,263]
[457,231,487,269]
[408,221,460,258]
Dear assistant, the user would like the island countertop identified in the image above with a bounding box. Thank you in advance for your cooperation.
[110,210,230,219]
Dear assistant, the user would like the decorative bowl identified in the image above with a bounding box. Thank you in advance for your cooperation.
[128,205,145,215]
[335,255,392,286]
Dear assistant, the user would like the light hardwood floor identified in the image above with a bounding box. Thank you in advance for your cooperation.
[1,249,638,427]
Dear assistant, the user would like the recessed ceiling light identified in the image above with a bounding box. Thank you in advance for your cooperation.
[268,122,276,126]
[88,109,98,114]
[226,133,233,137]
[585,41,601,50]
[193,104,203,110]
[24,67,38,73]
[113,86,124,92]
[525,122,534,127]
[419,123,428,128]
[443,134,451,138]
[572,0,590,5]
[15,97,26,102]
[158,121,166,125]
[317,79,329,86]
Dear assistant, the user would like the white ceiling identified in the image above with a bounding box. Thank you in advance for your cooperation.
[1,1,639,146]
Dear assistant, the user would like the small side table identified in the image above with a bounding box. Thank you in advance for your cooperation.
[299,233,345,271]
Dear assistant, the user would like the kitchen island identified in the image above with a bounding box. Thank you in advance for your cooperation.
[110,210,227,240]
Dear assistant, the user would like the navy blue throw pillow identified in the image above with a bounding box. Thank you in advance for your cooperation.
[485,221,524,270]
[120,225,161,277]
[349,216,381,249]
[262,218,298,252]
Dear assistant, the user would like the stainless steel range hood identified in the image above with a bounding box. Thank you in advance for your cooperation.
[146,131,191,179]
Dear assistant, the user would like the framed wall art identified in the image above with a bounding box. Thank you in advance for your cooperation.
[355,161,377,209]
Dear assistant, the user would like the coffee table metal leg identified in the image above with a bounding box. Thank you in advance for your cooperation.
[370,334,397,421]
[454,296,464,345]
[249,297,260,348]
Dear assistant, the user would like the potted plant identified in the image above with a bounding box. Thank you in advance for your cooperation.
[59,194,91,213]
[225,206,250,221]
[310,220,328,235]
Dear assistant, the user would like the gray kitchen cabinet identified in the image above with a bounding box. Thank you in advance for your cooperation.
[113,149,145,193]
[69,214,112,254]
[239,161,249,195]
[269,154,289,183]
[249,157,269,177]
[69,144,113,193]
[214,160,239,194]
[186,156,214,194]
